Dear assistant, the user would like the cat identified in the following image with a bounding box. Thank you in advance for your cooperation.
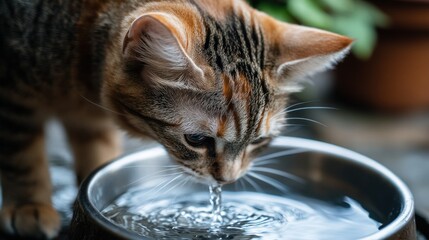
[0,0,352,238]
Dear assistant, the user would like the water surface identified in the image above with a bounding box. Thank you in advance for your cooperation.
[102,185,381,240]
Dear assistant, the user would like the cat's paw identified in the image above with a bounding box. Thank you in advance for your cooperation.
[0,203,61,239]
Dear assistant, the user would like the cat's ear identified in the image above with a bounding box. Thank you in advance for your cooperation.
[267,21,353,90]
[123,14,204,88]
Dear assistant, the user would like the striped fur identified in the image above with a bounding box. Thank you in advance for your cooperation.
[0,0,352,238]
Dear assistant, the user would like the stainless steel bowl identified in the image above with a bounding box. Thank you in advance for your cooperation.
[70,137,416,239]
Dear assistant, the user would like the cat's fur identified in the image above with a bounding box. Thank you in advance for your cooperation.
[0,0,352,238]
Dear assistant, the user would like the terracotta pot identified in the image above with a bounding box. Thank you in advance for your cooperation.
[333,0,429,113]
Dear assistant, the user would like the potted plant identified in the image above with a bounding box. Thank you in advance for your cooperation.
[250,0,429,113]
[334,1,429,113]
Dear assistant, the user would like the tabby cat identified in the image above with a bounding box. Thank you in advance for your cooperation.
[0,0,352,238]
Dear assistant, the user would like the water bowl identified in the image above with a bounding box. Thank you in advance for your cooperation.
[70,137,416,239]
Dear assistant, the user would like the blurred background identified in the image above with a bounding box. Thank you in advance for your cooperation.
[27,0,428,238]
[247,0,429,236]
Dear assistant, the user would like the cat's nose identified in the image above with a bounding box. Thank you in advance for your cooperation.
[213,176,236,184]
[210,157,243,184]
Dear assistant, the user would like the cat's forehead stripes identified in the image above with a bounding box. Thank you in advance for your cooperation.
[222,74,233,103]
[216,114,228,138]
[194,4,271,143]
[217,74,244,141]
[199,10,265,73]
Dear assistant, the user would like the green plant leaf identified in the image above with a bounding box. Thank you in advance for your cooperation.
[288,0,333,29]
[319,0,355,13]
[257,2,292,22]
[356,1,389,27]
[333,15,376,59]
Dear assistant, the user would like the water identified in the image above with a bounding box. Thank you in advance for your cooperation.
[209,184,223,227]
[102,184,382,240]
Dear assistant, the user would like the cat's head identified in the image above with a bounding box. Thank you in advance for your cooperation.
[103,0,352,185]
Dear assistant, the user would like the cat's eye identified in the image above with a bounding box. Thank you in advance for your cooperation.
[251,137,270,145]
[184,134,213,148]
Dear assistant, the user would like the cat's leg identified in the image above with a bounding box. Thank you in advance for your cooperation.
[0,109,60,238]
[62,115,121,184]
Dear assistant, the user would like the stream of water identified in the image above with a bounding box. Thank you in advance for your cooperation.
[209,184,223,227]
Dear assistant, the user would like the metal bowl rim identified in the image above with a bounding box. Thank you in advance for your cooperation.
[79,136,414,240]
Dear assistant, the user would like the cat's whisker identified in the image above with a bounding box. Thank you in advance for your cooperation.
[79,94,125,116]
[168,176,192,203]
[252,159,280,166]
[253,148,307,163]
[162,175,188,196]
[138,175,183,200]
[124,170,184,188]
[286,117,328,127]
[130,168,182,179]
[243,175,263,193]
[271,108,288,119]
[284,101,318,111]
[276,123,305,128]
[121,165,181,169]
[271,101,333,120]
[247,172,288,193]
[251,167,304,183]
[285,106,337,114]
[150,174,184,196]
[180,176,192,189]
